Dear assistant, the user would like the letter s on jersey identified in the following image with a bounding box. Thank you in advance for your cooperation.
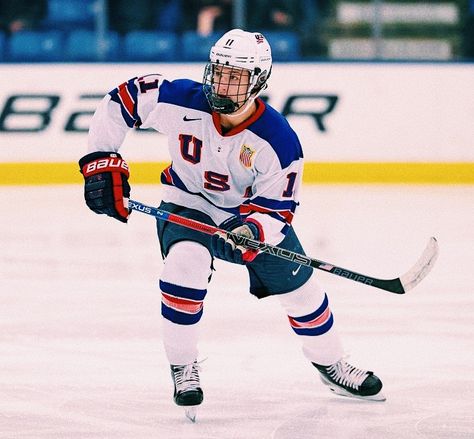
[177,134,230,192]
[204,171,230,191]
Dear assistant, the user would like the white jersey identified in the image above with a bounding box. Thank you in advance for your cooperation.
[88,74,304,245]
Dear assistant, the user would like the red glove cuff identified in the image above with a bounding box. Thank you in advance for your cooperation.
[241,218,264,263]
[245,218,265,243]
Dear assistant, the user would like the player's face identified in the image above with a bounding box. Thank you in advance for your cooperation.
[212,65,250,107]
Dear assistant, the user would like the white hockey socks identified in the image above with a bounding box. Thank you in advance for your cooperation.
[160,241,212,365]
[278,275,344,366]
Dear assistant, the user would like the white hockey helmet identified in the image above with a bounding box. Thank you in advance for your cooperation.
[203,29,272,114]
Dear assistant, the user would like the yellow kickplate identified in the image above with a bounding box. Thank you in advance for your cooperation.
[0,162,472,185]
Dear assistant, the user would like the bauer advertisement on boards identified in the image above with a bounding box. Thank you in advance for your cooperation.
[0,63,473,163]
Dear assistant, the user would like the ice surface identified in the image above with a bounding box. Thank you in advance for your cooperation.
[0,184,473,438]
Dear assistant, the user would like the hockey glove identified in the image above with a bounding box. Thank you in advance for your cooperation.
[211,216,264,264]
[79,151,130,223]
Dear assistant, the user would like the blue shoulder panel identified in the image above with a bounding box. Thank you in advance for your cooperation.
[158,79,211,114]
[248,103,304,169]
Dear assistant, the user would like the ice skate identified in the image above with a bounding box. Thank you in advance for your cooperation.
[170,360,203,422]
[313,358,386,401]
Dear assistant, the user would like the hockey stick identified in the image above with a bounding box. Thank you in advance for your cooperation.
[128,199,438,295]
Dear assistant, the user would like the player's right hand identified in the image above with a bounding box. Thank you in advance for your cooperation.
[78,151,130,223]
[211,216,264,264]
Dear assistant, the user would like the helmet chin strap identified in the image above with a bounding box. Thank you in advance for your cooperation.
[225,95,256,118]
[221,70,263,117]
[225,80,267,117]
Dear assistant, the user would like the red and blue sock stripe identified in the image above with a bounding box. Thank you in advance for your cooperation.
[288,293,334,336]
[160,280,207,325]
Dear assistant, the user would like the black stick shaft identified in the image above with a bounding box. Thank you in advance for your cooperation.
[129,199,405,294]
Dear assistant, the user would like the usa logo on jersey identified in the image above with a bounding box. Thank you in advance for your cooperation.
[239,144,255,168]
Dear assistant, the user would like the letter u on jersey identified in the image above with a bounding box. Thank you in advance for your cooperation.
[179,134,203,164]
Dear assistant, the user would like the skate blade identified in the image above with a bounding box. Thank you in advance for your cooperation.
[328,385,386,401]
[320,376,386,401]
[185,406,198,422]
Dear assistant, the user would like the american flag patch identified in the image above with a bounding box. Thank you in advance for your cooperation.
[239,144,255,168]
[255,34,265,44]
[319,263,334,271]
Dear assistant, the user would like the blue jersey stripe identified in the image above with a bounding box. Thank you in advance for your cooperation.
[160,164,191,192]
[246,196,298,212]
[109,78,141,128]
[247,102,303,169]
[158,79,211,113]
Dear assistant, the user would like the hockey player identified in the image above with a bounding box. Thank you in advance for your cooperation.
[79,29,385,421]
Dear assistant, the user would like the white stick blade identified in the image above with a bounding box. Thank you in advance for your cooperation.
[400,237,439,292]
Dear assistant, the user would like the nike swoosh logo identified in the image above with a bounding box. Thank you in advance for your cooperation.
[292,265,302,276]
[183,116,202,122]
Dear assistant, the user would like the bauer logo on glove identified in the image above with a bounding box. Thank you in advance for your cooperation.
[84,156,129,174]
[78,151,131,223]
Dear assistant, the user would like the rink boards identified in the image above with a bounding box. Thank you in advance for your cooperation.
[0,63,473,184]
